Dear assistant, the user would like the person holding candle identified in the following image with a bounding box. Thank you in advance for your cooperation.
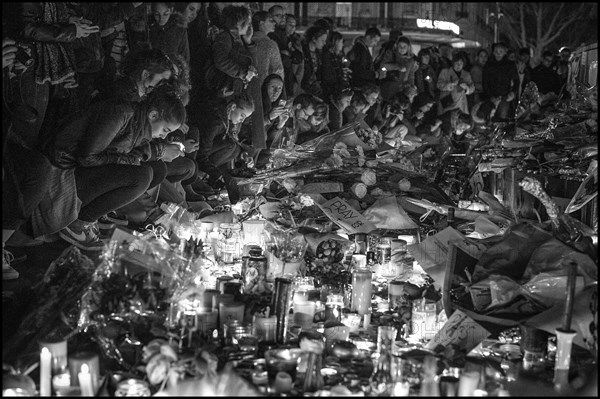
[192,92,255,204]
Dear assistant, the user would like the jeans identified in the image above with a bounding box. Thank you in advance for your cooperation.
[2,140,53,230]
[5,67,50,149]
[145,160,168,190]
[75,164,153,223]
[165,156,196,183]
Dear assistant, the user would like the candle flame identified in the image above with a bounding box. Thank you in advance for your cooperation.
[81,364,90,374]
[41,347,50,356]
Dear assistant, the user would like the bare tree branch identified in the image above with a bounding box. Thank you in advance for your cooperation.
[544,4,588,45]
[543,3,564,39]
[519,4,526,47]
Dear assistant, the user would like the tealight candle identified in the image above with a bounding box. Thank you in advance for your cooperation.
[78,364,94,397]
[39,347,52,397]
[68,351,100,393]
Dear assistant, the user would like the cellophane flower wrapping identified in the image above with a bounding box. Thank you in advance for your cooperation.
[263,220,308,278]
[3,246,96,363]
[77,239,182,369]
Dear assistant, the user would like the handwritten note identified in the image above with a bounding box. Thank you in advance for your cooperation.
[425,309,490,353]
[317,197,377,234]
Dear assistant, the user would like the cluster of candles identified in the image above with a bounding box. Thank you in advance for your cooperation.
[30,341,100,397]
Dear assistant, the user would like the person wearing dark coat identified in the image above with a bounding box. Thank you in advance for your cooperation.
[202,5,257,107]
[2,2,98,253]
[42,88,187,250]
[347,27,382,88]
[194,93,256,203]
[321,31,351,99]
[531,51,562,96]
[327,87,353,131]
[149,2,190,65]
[301,26,328,98]
[482,42,518,119]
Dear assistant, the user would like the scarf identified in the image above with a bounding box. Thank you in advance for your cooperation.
[34,2,77,86]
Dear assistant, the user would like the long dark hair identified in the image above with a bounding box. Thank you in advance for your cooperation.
[261,73,285,114]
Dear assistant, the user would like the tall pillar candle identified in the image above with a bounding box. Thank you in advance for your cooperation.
[39,347,52,397]
[272,277,293,344]
[351,269,372,315]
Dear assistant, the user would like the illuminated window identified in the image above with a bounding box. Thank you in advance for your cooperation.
[336,2,352,27]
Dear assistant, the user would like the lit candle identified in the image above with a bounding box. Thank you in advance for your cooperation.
[78,364,94,397]
[40,347,52,397]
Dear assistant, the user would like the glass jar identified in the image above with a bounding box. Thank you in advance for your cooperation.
[218,223,242,264]
[376,237,392,265]
[242,247,268,294]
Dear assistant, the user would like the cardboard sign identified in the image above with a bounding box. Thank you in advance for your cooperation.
[425,309,491,353]
[317,197,377,234]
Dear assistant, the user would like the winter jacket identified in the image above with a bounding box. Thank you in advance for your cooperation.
[208,29,256,96]
[195,105,239,182]
[18,2,78,42]
[365,101,385,130]
[68,3,141,74]
[437,67,474,115]
[347,37,376,88]
[516,65,533,99]
[414,64,437,98]
[149,14,190,64]
[377,49,417,87]
[469,63,485,95]
[301,42,323,97]
[531,64,561,95]
[482,56,518,98]
[46,100,164,169]
[321,48,349,97]
[246,30,284,149]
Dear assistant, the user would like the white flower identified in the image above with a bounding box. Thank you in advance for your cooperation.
[299,195,315,207]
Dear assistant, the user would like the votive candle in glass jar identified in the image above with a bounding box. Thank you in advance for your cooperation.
[351,268,372,315]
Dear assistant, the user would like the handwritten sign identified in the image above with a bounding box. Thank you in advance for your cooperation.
[425,309,490,353]
[317,197,377,234]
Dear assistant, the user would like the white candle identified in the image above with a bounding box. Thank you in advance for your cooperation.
[78,364,94,397]
[40,347,52,397]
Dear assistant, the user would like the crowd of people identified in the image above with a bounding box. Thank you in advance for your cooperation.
[2,2,574,280]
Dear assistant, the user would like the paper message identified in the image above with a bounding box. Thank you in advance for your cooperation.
[317,197,377,234]
[425,309,491,353]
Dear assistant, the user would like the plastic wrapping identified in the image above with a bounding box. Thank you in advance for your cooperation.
[77,240,180,369]
[263,221,308,263]
[522,238,597,284]
[471,222,553,283]
[303,231,352,264]
[2,246,96,362]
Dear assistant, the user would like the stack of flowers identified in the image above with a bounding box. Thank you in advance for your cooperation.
[355,126,383,149]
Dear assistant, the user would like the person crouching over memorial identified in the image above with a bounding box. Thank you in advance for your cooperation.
[193,93,255,204]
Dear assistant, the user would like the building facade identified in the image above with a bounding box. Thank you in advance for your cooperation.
[217,2,495,49]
